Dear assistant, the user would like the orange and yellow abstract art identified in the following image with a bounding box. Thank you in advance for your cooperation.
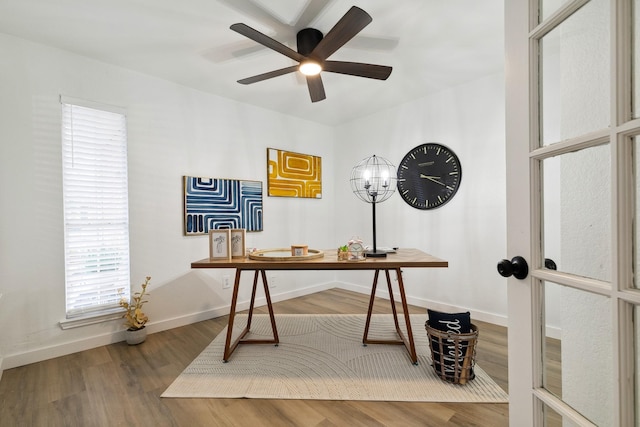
[267,148,322,198]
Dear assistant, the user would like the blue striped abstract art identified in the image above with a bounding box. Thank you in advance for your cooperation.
[184,176,263,235]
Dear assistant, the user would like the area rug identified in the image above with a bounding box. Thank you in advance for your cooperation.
[162,314,508,402]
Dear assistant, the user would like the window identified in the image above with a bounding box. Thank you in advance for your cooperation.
[60,96,130,323]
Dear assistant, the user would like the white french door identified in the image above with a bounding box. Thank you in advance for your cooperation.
[506,0,639,426]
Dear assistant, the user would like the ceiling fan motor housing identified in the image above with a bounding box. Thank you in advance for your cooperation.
[297,28,323,56]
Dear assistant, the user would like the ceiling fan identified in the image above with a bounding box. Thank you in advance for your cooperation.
[230,6,392,103]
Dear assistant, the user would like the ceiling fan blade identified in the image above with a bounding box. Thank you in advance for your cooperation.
[306,75,326,102]
[230,23,304,62]
[323,61,392,80]
[310,6,372,60]
[237,65,299,85]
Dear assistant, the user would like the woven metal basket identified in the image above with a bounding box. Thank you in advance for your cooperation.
[425,322,478,385]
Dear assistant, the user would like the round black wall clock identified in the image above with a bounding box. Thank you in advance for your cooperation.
[397,143,462,210]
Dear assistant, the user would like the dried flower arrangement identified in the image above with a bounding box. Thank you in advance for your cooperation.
[119,276,150,331]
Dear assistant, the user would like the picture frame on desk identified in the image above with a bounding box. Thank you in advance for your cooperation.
[230,229,246,258]
[209,229,231,260]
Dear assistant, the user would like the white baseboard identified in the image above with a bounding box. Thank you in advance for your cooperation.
[1,281,335,371]
[3,330,127,370]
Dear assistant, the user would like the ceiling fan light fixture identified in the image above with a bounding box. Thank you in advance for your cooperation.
[299,61,322,76]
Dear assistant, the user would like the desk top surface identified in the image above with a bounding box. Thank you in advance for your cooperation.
[191,248,448,270]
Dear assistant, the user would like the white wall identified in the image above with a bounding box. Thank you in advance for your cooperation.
[333,72,507,323]
[0,33,337,369]
[0,32,508,371]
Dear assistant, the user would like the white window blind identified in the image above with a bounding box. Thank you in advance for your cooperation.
[61,98,131,319]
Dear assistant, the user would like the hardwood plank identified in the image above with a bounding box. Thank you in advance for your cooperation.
[0,288,511,426]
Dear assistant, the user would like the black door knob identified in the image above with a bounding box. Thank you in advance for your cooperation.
[545,258,557,270]
[497,256,529,280]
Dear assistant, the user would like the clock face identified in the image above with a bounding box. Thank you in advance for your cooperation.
[349,242,364,252]
[397,143,462,210]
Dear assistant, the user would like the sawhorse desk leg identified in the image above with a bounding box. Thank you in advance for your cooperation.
[362,268,418,365]
[223,269,279,362]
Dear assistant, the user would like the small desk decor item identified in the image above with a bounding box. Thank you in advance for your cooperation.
[347,238,366,261]
[337,245,349,261]
[248,248,324,261]
[291,245,308,256]
[350,155,397,258]
[230,229,246,258]
[209,229,231,260]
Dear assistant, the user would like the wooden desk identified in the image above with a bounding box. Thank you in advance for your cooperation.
[191,248,448,364]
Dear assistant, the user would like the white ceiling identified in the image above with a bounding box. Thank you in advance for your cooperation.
[0,0,504,126]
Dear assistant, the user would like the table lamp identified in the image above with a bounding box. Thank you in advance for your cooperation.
[350,154,397,257]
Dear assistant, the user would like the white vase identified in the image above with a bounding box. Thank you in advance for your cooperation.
[125,326,147,345]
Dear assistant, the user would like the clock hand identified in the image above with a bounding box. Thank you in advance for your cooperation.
[420,174,446,186]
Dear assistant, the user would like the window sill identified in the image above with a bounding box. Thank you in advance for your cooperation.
[59,308,124,330]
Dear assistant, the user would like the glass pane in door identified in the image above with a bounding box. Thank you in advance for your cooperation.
[543,280,613,426]
[635,305,640,427]
[635,0,640,118]
[543,403,585,427]
[540,0,571,21]
[540,0,610,146]
[635,137,639,288]
[542,143,611,281]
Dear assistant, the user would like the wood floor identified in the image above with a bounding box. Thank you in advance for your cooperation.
[0,288,509,426]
